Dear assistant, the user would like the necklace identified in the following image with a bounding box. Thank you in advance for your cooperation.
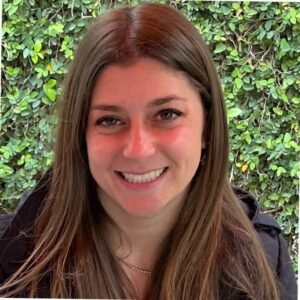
[119,258,152,275]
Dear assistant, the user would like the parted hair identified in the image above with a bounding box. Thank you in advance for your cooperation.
[0,3,279,299]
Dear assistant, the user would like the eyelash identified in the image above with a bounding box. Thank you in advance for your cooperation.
[95,109,183,128]
[95,116,123,127]
[156,109,183,121]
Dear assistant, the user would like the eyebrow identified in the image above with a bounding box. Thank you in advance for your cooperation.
[90,104,123,112]
[148,96,188,107]
[90,95,187,112]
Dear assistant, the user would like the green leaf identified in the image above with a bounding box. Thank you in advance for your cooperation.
[280,39,291,52]
[31,53,38,64]
[8,5,18,16]
[289,141,298,149]
[43,84,57,101]
[283,133,291,143]
[23,48,31,58]
[0,165,14,178]
[232,3,240,10]
[290,17,296,25]
[243,65,252,73]
[34,67,48,78]
[214,43,226,53]
[264,20,272,31]
[257,30,266,40]
[34,40,42,53]
[229,22,235,31]
[230,49,238,57]
[46,79,57,88]
[232,68,241,78]
[250,163,256,170]
[273,107,283,116]
[234,78,243,89]
[228,108,243,118]
[270,86,278,99]
[270,164,278,170]
[256,79,268,89]
[266,139,272,149]
[277,167,287,176]
[48,22,64,37]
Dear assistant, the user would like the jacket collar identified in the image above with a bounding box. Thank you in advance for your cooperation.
[233,186,281,232]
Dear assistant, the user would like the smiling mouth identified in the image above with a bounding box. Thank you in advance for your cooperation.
[117,167,168,184]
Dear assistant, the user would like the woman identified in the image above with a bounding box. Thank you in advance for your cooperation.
[0,3,296,299]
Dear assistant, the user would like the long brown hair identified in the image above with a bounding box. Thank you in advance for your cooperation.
[0,4,279,299]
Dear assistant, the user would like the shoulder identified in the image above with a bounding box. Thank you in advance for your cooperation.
[234,187,281,265]
[233,187,297,300]
[0,189,33,239]
[0,169,51,242]
[0,214,15,238]
[0,171,50,286]
[0,190,35,284]
[234,187,281,231]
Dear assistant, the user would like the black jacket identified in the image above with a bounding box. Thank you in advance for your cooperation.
[0,177,297,299]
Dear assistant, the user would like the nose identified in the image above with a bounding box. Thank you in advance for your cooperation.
[122,121,155,158]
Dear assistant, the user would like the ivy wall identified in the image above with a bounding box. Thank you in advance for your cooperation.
[1,0,299,268]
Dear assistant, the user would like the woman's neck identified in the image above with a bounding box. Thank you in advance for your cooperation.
[99,188,186,299]
[104,207,181,300]
[100,190,184,270]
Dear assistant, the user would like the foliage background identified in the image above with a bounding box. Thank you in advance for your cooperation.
[1,0,299,269]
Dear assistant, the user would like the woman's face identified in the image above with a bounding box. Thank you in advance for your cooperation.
[86,58,206,218]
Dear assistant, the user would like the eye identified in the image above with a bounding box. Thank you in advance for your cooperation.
[157,109,182,121]
[95,116,123,127]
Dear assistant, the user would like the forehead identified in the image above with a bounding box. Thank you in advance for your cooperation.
[90,57,200,106]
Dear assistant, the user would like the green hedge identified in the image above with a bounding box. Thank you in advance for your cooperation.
[1,0,299,268]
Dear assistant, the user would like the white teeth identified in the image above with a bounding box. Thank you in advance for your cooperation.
[121,168,165,184]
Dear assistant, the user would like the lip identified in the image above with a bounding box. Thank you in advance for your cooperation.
[114,167,168,190]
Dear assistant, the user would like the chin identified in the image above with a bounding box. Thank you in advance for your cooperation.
[119,197,165,218]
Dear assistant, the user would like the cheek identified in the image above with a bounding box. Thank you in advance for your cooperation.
[160,126,202,163]
[86,134,118,168]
